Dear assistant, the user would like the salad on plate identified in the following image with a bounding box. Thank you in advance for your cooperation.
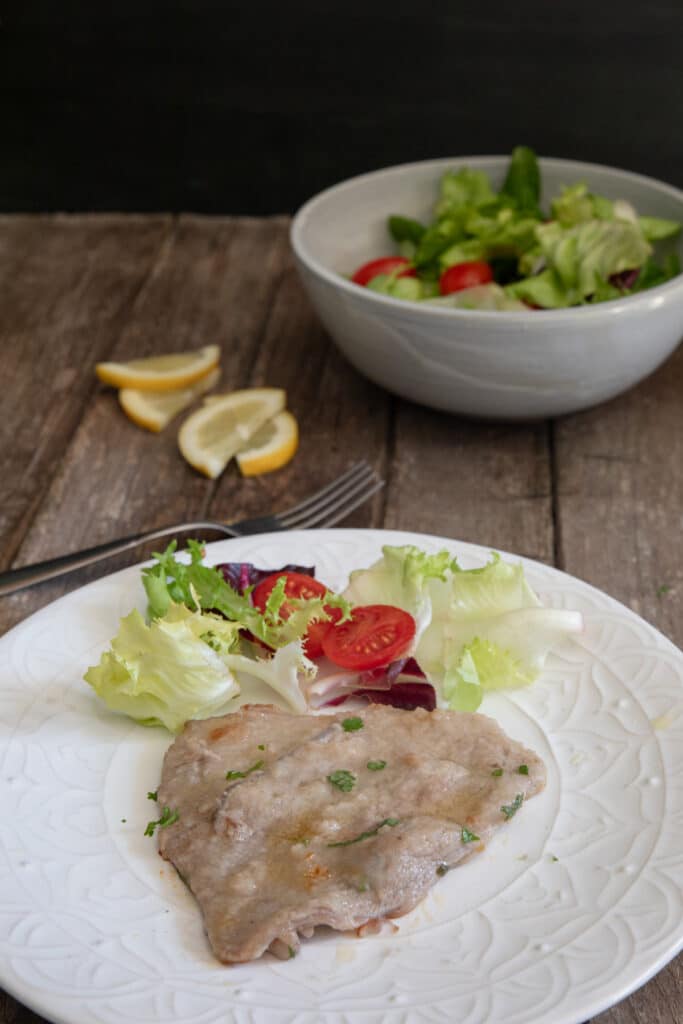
[349,146,681,311]
[85,539,583,732]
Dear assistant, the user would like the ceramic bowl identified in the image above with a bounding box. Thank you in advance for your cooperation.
[291,157,683,419]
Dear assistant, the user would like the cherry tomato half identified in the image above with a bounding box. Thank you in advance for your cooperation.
[439,260,494,295]
[352,257,417,286]
[251,571,339,659]
[304,605,343,659]
[321,604,416,670]
[252,572,327,616]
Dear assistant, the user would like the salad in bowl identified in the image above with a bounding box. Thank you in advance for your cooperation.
[349,146,681,311]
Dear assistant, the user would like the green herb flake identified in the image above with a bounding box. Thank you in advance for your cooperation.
[120,818,127,823]
[491,768,504,778]
[517,764,529,775]
[328,817,400,848]
[257,744,265,750]
[226,759,264,781]
[342,717,364,732]
[550,854,559,862]
[144,806,179,837]
[436,863,449,877]
[657,584,671,597]
[147,790,158,801]
[461,826,480,844]
[288,945,296,959]
[366,760,387,771]
[327,769,356,793]
[501,793,524,820]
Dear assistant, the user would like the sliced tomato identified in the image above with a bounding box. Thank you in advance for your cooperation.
[439,260,494,295]
[321,604,416,670]
[251,571,327,616]
[251,571,341,659]
[304,605,343,659]
[351,256,417,286]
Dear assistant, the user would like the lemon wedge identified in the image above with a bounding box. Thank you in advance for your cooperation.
[118,367,221,433]
[178,387,287,478]
[236,410,299,476]
[96,345,220,392]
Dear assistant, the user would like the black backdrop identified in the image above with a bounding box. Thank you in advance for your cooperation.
[2,1,682,213]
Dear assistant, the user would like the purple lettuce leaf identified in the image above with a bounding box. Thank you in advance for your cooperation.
[214,563,315,596]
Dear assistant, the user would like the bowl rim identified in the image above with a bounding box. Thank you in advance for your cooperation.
[290,154,683,323]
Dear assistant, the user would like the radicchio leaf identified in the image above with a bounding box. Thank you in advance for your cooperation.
[215,563,315,596]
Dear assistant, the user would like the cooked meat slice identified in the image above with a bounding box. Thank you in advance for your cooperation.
[157,703,545,963]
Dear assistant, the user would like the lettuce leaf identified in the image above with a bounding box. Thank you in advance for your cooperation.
[223,640,314,714]
[637,216,681,242]
[500,145,542,216]
[142,540,347,648]
[427,283,527,311]
[344,544,455,644]
[84,603,242,732]
[435,167,495,216]
[342,546,582,711]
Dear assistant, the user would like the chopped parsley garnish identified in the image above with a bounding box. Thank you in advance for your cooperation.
[288,945,296,959]
[120,818,127,823]
[517,764,529,775]
[461,827,480,844]
[491,768,503,778]
[327,817,400,847]
[144,806,179,837]
[257,744,265,750]
[436,863,449,876]
[226,759,264,781]
[501,793,524,820]
[657,584,671,597]
[327,769,356,792]
[366,760,386,771]
[342,716,364,732]
[550,854,559,862]
[147,790,158,801]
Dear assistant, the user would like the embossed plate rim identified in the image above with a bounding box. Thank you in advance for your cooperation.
[1,528,682,1024]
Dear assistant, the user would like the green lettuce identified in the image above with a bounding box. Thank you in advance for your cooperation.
[426,283,527,311]
[142,540,347,648]
[343,547,582,711]
[84,603,242,732]
[344,544,455,640]
[435,167,495,216]
[500,145,542,216]
[637,216,681,242]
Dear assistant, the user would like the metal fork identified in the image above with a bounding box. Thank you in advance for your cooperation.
[0,461,383,598]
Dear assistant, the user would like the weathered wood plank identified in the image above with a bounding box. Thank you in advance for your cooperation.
[554,344,683,648]
[0,216,291,636]
[0,217,681,1024]
[0,215,172,572]
[208,254,389,529]
[386,404,553,561]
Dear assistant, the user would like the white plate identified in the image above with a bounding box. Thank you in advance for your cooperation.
[1,529,682,1024]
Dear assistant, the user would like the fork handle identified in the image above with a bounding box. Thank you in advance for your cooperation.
[0,522,234,598]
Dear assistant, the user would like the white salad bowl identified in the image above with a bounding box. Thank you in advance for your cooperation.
[290,157,683,419]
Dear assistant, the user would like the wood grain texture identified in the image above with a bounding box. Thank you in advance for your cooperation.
[0,215,680,1024]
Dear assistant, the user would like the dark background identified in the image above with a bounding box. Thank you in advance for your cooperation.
[1,1,682,214]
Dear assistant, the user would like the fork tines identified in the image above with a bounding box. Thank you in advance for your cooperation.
[278,461,383,530]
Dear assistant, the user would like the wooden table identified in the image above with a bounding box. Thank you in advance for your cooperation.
[1,214,681,1024]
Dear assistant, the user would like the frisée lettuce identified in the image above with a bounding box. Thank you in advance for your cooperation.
[84,540,582,730]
